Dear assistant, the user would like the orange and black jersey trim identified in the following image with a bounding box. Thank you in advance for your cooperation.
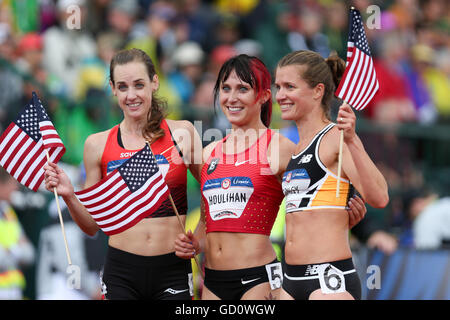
[282,123,354,213]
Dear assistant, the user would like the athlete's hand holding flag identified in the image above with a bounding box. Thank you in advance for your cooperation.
[335,7,379,197]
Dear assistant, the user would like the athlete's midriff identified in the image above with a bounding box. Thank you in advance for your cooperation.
[284,208,352,265]
[108,215,186,256]
[205,232,277,270]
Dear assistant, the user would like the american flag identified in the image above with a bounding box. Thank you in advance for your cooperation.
[75,144,170,235]
[0,92,65,191]
[335,8,379,110]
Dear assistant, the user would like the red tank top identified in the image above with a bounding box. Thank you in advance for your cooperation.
[201,129,284,235]
[100,119,188,217]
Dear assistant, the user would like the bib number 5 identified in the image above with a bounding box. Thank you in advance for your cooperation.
[265,262,283,290]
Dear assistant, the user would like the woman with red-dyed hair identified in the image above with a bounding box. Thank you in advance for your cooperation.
[176,54,294,300]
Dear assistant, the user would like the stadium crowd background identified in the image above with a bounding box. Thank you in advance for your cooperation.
[0,0,449,300]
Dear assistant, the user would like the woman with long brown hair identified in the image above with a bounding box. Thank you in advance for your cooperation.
[44,48,202,300]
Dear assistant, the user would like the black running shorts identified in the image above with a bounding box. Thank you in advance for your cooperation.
[101,245,193,300]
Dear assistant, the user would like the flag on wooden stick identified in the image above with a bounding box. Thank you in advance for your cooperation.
[335,7,379,110]
[335,7,379,197]
[0,92,65,191]
[0,92,71,264]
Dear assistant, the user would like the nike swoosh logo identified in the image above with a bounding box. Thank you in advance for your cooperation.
[235,160,250,166]
[241,277,261,285]
[164,288,189,295]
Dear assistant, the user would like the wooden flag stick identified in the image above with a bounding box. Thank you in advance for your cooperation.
[145,141,204,279]
[46,151,72,265]
[167,194,204,279]
[336,129,344,198]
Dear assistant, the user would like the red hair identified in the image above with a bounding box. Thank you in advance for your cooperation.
[214,54,272,127]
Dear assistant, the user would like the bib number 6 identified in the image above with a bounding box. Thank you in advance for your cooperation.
[318,264,346,294]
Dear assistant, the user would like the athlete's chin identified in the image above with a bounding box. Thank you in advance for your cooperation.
[280,111,295,121]
[227,116,247,127]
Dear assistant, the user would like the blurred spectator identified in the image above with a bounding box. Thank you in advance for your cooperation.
[396,188,434,247]
[411,192,450,250]
[415,45,450,120]
[15,33,49,109]
[0,23,23,131]
[74,31,122,101]
[168,41,205,104]
[388,0,421,32]
[85,0,112,37]
[250,1,292,71]
[402,44,438,124]
[234,38,262,57]
[0,167,35,299]
[421,0,449,36]
[16,33,44,76]
[366,32,417,123]
[126,0,177,75]
[193,44,237,134]
[287,7,331,58]
[146,1,178,60]
[39,0,59,32]
[213,13,241,47]
[208,44,237,76]
[214,0,266,39]
[323,1,349,59]
[42,0,97,99]
[106,0,139,46]
[177,0,221,53]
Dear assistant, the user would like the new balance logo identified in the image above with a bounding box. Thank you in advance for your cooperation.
[304,265,320,276]
[164,288,189,295]
[298,154,313,164]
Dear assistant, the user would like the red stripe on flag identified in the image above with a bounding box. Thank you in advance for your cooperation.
[348,52,368,107]
[98,182,167,228]
[16,142,42,184]
[8,138,36,178]
[23,155,46,191]
[351,54,371,109]
[0,126,23,164]
[99,185,169,235]
[355,61,378,110]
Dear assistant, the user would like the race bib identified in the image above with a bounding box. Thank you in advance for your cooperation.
[203,177,254,221]
[317,264,346,294]
[265,262,283,290]
[282,169,311,211]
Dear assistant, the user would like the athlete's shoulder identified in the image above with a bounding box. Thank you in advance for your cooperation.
[268,131,296,176]
[272,131,296,150]
[321,123,340,147]
[84,128,111,150]
[166,118,195,132]
[85,129,111,146]
[271,131,296,158]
